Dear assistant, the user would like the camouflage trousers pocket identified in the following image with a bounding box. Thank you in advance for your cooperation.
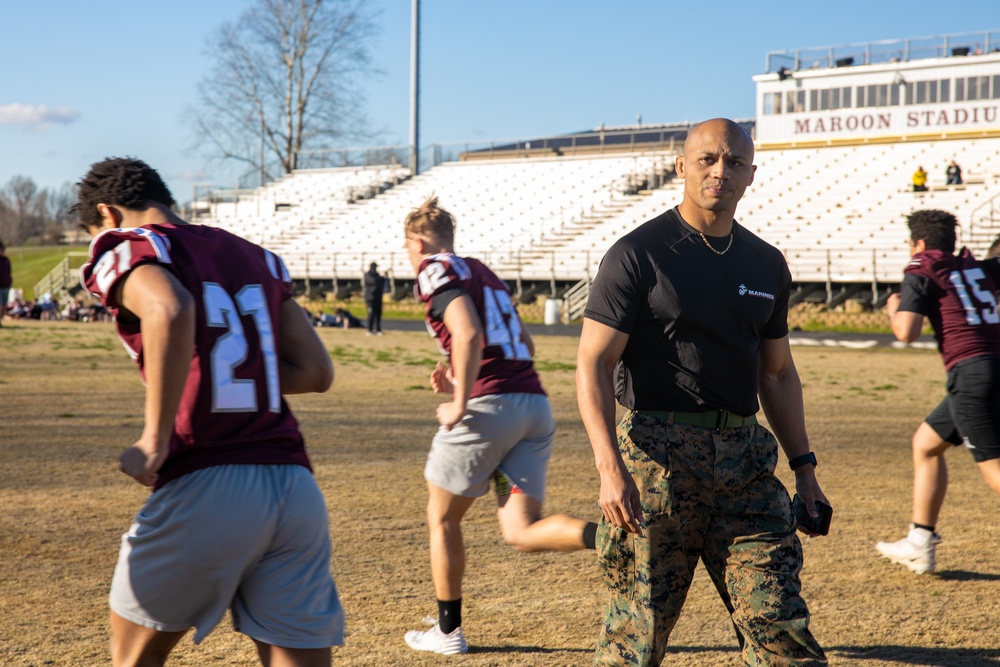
[596,519,636,601]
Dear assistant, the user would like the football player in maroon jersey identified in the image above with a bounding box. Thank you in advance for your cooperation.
[75,157,342,667]
[878,211,1000,574]
[401,196,597,655]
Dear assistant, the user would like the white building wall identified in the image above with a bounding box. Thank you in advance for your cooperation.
[754,53,1000,143]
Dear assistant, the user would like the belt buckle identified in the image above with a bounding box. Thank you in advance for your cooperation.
[714,409,727,430]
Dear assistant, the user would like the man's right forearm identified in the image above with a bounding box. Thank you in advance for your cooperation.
[576,361,624,473]
[576,319,631,472]
[577,344,645,533]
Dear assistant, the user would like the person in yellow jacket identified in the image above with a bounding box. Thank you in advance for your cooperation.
[913,165,928,192]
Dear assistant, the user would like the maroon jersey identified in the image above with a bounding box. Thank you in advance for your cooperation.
[899,247,1000,369]
[415,253,544,398]
[81,223,310,489]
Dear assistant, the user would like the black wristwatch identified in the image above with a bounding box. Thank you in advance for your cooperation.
[788,452,817,471]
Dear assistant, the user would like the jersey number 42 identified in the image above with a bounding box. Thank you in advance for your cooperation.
[483,288,531,361]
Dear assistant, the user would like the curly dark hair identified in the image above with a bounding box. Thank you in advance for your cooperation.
[906,209,958,253]
[71,157,176,228]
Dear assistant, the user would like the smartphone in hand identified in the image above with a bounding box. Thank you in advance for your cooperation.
[792,494,833,535]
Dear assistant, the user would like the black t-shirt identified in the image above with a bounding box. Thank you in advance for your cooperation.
[364,270,386,300]
[584,207,790,415]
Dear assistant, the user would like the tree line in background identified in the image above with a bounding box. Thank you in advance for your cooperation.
[0,176,76,246]
[5,0,382,241]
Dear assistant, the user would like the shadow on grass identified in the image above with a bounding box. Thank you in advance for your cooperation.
[470,646,592,655]
[934,569,1000,582]
[470,644,740,656]
[832,646,1000,665]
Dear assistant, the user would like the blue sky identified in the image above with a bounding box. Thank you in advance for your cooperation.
[1,1,995,203]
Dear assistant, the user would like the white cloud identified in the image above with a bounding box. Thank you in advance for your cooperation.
[178,169,210,181]
[0,103,80,130]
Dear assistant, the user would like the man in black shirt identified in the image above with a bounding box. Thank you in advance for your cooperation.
[577,118,828,666]
[363,262,386,335]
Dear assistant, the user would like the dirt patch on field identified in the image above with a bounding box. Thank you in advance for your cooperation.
[1,320,997,665]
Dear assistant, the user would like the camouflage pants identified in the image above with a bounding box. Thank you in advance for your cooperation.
[594,411,826,666]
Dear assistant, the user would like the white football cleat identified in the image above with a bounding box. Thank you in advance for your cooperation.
[405,619,468,655]
[875,524,940,574]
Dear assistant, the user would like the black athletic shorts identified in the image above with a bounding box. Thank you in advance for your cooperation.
[925,397,962,447]
[935,355,1000,463]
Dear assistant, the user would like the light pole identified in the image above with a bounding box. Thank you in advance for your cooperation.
[409,0,420,175]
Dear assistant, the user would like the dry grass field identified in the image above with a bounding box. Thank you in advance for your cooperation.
[1,319,999,666]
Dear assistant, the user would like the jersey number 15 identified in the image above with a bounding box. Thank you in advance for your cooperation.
[949,268,1000,326]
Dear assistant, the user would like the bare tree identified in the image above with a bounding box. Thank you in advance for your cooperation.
[1,176,46,243]
[43,184,77,244]
[190,0,380,185]
[0,196,12,246]
[0,178,77,246]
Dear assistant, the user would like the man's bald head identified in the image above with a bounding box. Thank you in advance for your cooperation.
[683,119,755,160]
[675,118,757,227]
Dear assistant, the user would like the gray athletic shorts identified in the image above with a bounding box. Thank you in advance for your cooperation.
[425,392,554,501]
[109,464,344,649]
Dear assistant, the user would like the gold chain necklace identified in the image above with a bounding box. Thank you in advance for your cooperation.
[698,229,734,256]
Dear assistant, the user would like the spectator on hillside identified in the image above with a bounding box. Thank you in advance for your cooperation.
[946,160,963,185]
[8,298,27,319]
[88,303,111,322]
[79,302,103,322]
[0,241,11,327]
[38,292,59,320]
[62,299,84,321]
[913,166,928,192]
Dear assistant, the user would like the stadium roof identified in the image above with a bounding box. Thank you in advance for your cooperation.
[764,28,1000,74]
[465,119,756,155]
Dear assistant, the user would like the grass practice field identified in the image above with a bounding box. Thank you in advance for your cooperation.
[1,320,999,666]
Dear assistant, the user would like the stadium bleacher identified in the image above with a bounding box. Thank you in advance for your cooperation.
[190,29,1000,313]
[199,135,1000,292]
[206,152,676,284]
